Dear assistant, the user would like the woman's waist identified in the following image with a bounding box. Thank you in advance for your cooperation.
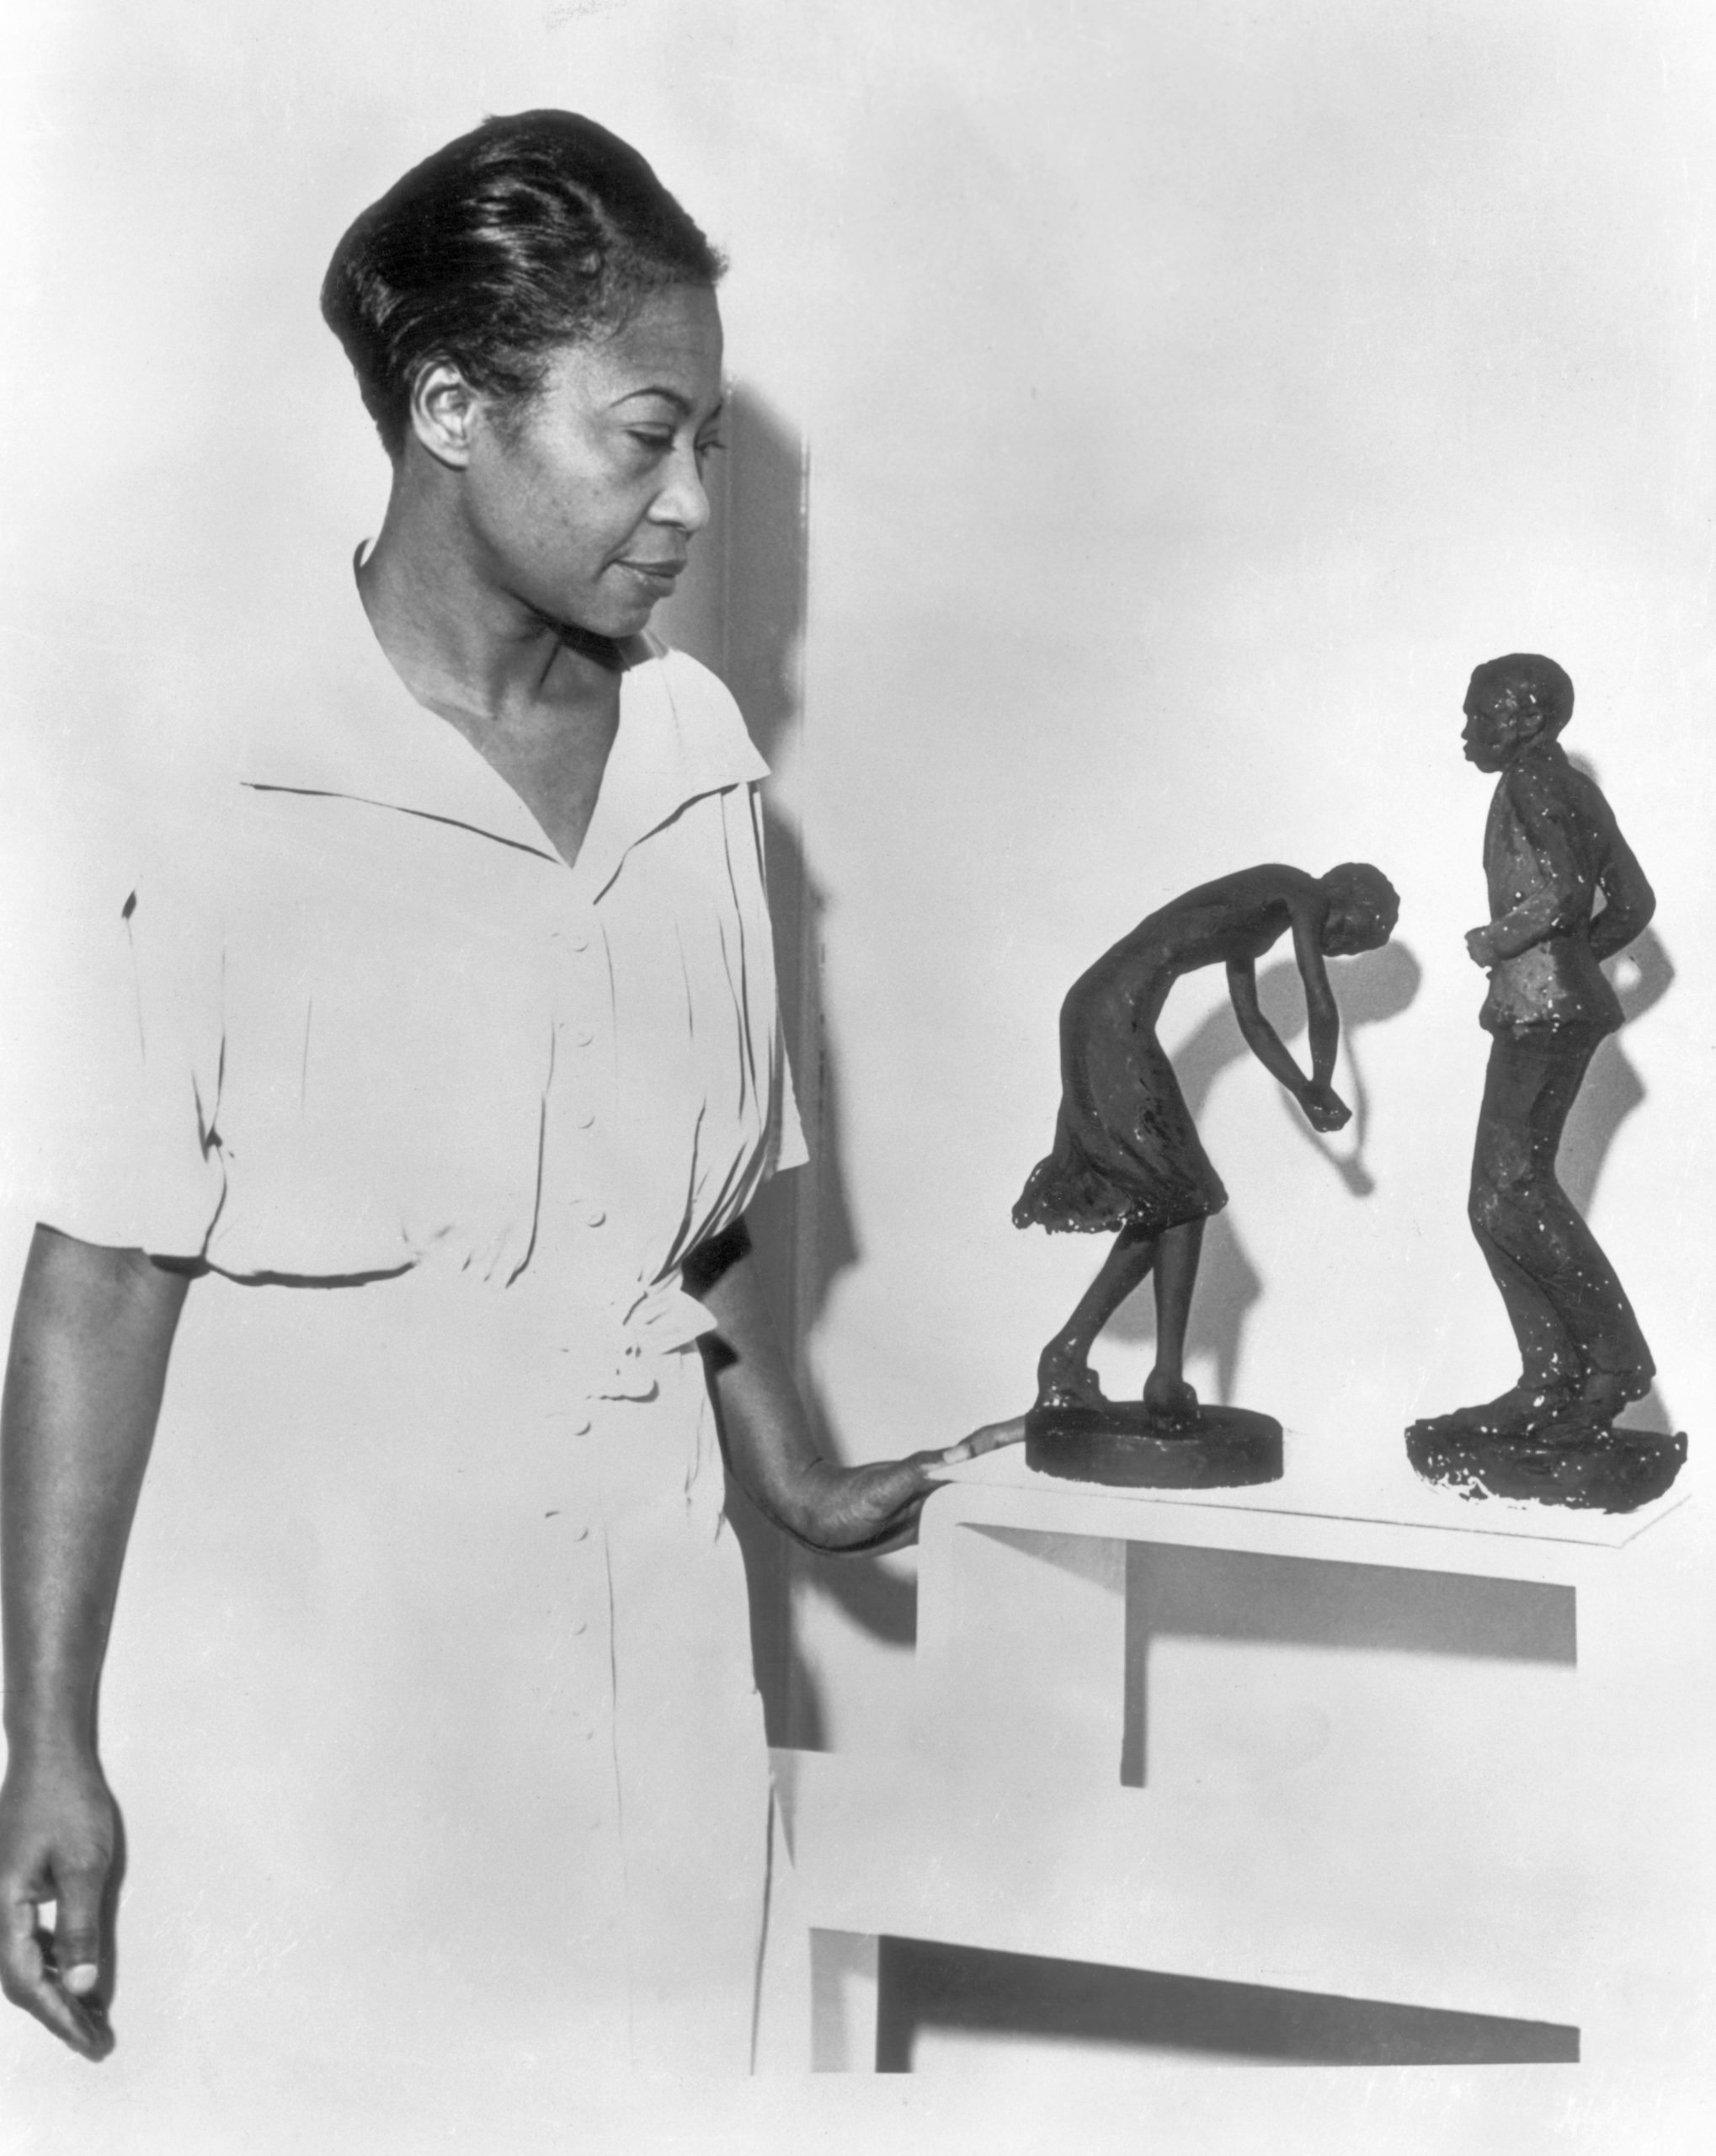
[476,1264,715,1398]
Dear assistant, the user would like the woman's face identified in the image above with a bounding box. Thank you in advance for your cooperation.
[459,283,725,638]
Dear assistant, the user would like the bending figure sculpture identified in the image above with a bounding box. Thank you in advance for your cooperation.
[1014,860,1398,1487]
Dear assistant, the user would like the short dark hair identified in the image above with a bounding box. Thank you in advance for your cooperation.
[321,110,724,457]
[1468,653,1575,738]
[1320,862,1400,939]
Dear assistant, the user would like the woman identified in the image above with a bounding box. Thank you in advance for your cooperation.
[1014,861,1399,1421]
[0,112,1011,2073]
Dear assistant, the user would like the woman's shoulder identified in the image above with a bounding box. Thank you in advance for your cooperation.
[632,636,770,782]
[637,634,741,711]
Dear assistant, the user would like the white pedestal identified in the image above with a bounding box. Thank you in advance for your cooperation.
[774,1438,1696,2072]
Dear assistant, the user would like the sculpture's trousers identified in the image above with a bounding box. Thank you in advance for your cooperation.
[1467,1021,1653,1392]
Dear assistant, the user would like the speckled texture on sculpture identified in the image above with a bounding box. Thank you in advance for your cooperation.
[1406,653,1684,1511]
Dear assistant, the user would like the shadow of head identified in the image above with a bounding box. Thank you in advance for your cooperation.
[1328,938,1423,1027]
[656,382,807,766]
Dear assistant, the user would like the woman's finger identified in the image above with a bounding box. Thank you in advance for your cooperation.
[940,1415,1030,1464]
[53,1865,106,1998]
[0,1891,111,2060]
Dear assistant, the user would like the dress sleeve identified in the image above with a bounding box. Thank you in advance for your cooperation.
[747,783,809,1179]
[29,867,228,1260]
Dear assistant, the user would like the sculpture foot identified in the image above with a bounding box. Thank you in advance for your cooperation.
[1034,1352,1107,1413]
[1142,1372,1202,1433]
[1410,1381,1577,1442]
[1573,1365,1655,1422]
[1405,1415,1687,1514]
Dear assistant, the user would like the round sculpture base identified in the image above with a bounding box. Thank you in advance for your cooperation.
[1026,1401,1283,1490]
[1404,1418,1687,1513]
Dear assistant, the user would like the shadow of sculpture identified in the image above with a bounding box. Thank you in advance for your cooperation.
[1556,918,1678,1438]
[1103,941,1421,1405]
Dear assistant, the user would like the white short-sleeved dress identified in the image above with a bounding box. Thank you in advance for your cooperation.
[40,564,806,2076]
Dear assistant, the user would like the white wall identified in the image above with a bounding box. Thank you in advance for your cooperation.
[1,0,1712,2139]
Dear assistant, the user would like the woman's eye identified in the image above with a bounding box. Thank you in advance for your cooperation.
[695,436,726,463]
[628,430,674,453]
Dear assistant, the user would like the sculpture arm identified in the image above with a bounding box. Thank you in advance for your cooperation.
[1481,766,1594,958]
[686,1219,1020,1556]
[1288,908,1341,1090]
[0,1228,189,2058]
[1589,825,1655,962]
[1226,958,1310,1097]
[1224,957,1345,1138]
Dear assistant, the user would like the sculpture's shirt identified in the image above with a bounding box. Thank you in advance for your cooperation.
[1479,744,1638,1035]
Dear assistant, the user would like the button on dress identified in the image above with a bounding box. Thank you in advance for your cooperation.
[36,563,807,2075]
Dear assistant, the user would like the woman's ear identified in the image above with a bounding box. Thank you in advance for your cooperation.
[408,361,482,470]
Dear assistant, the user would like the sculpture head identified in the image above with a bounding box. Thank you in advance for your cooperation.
[1462,654,1574,772]
[1317,863,1399,957]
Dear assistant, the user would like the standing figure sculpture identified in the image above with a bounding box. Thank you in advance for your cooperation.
[1407,654,1683,1508]
[1014,862,1399,1485]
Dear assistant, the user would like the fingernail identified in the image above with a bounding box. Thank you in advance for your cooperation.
[65,1964,99,1994]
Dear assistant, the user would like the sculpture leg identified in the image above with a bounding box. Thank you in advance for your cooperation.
[1460,1027,1654,1435]
[1143,1217,1204,1426]
[1035,1220,1159,1407]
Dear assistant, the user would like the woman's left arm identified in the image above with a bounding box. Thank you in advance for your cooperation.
[685,1221,1022,1555]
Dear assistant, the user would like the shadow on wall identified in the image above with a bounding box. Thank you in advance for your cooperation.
[875,1935,1578,2070]
[1557,921,1677,1433]
[1544,748,1679,1433]
[1116,1539,1573,1790]
[1104,940,1423,1404]
[659,387,866,1749]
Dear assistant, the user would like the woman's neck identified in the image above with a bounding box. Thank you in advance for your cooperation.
[357,480,625,745]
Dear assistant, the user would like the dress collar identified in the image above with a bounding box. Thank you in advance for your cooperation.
[241,549,767,898]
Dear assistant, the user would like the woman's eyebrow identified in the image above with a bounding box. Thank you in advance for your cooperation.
[610,387,725,423]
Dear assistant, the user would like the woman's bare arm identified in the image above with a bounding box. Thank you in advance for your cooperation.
[0,1227,189,2058]
[686,1220,1021,1556]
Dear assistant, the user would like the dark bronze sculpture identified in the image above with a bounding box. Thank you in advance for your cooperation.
[1406,654,1685,1510]
[1015,862,1399,1486]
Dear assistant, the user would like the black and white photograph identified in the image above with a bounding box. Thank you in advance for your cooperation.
[1,5,1710,2151]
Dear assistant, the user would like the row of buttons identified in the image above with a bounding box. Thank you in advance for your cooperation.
[564,919,604,1193]
[558,913,612,1432]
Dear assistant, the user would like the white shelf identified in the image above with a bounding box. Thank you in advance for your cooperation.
[776,1435,1698,2068]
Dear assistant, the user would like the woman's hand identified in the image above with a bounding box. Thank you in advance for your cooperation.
[1299,1081,1352,1134]
[690,1217,1029,1556]
[0,1228,190,2058]
[0,1748,117,2059]
[782,1417,1028,1556]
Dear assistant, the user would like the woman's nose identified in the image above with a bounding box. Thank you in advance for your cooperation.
[653,446,711,535]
